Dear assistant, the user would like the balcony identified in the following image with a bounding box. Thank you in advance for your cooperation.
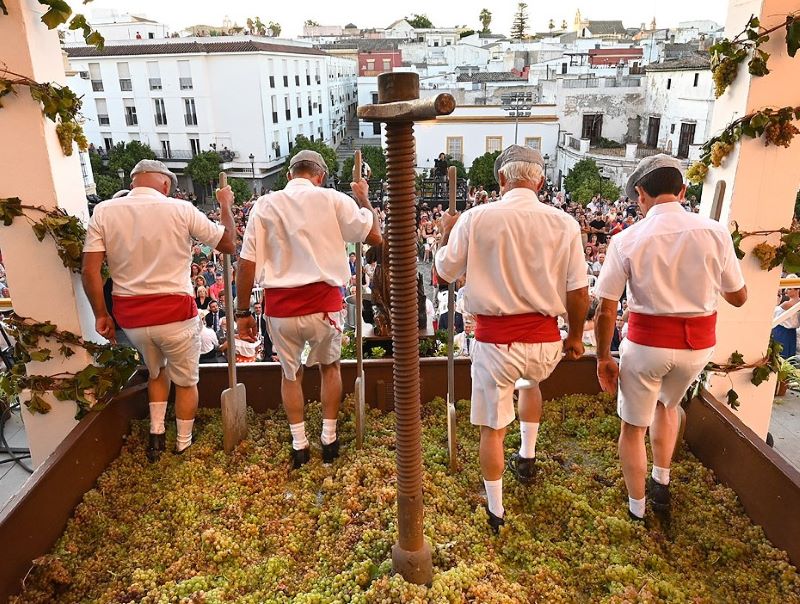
[184,114,198,126]
[179,78,193,90]
[91,80,103,92]
[97,114,110,126]
[149,78,162,90]
[153,148,194,161]
[119,78,132,91]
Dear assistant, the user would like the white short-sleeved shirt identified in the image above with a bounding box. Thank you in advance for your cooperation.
[594,202,745,316]
[240,178,373,288]
[434,188,589,317]
[83,187,224,297]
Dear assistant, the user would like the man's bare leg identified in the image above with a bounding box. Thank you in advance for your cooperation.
[619,420,648,518]
[319,361,342,458]
[480,425,508,521]
[517,386,542,460]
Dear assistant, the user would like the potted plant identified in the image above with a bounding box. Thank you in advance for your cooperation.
[775,355,800,396]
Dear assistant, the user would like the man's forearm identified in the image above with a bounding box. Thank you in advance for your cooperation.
[82,271,107,318]
[565,287,589,339]
[219,204,236,251]
[236,258,256,311]
[594,298,618,360]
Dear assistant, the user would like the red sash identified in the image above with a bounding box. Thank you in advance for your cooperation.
[264,282,343,318]
[475,313,560,345]
[112,294,198,329]
[627,311,716,350]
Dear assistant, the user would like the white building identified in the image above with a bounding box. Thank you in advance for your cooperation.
[62,11,169,43]
[66,37,357,192]
[412,105,560,173]
[642,54,714,158]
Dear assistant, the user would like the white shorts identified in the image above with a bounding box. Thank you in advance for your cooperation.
[123,317,201,387]
[470,340,563,429]
[618,339,714,427]
[267,311,344,380]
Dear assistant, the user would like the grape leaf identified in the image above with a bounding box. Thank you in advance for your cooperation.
[729,351,745,365]
[29,348,53,362]
[39,0,72,29]
[725,389,741,410]
[751,365,771,386]
[787,18,800,58]
[27,392,52,414]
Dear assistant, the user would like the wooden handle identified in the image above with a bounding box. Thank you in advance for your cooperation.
[353,150,362,183]
[219,172,227,188]
[448,166,457,216]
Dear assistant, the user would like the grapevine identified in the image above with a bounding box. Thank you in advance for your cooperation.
[730,221,800,273]
[12,394,800,602]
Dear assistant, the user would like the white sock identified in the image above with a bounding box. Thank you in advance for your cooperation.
[519,421,540,459]
[629,496,646,519]
[290,422,309,450]
[176,418,194,452]
[484,478,504,518]
[652,465,670,485]
[321,418,337,445]
[149,402,167,435]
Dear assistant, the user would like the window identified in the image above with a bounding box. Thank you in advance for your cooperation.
[160,136,171,159]
[184,98,197,126]
[96,99,109,125]
[561,63,568,75]
[581,114,603,141]
[103,135,113,151]
[382,59,391,71]
[154,98,167,126]
[295,74,300,86]
[284,96,291,120]
[677,122,696,158]
[288,128,294,152]
[486,136,503,153]
[273,131,281,157]
[446,136,463,162]
[189,137,201,156]
[178,60,193,90]
[371,92,379,104]
[670,123,676,134]
[89,63,103,91]
[366,59,375,72]
[646,116,661,148]
[308,98,312,115]
[117,62,132,91]
[297,95,302,118]
[693,73,699,87]
[372,121,381,135]
[123,98,137,126]
[269,75,275,87]
[147,61,161,90]
[666,78,672,89]
[271,95,278,123]
[524,137,541,150]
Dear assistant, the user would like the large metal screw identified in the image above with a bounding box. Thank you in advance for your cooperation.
[358,72,455,585]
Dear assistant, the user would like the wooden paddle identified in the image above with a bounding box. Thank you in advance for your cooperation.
[446,165,458,473]
[218,171,247,453]
[353,151,366,448]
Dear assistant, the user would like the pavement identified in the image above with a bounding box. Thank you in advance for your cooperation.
[770,390,800,469]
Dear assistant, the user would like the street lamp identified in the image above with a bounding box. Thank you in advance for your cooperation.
[543,153,550,182]
[117,168,125,188]
[501,92,534,145]
[249,153,256,194]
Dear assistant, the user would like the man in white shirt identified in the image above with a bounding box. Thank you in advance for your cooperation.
[198,311,220,363]
[235,150,382,469]
[594,154,747,521]
[435,145,589,532]
[82,160,236,462]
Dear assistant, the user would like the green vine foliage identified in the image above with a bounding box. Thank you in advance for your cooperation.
[696,338,785,410]
[711,14,799,97]
[730,221,800,273]
[0,314,140,418]
[686,106,800,184]
[0,197,87,273]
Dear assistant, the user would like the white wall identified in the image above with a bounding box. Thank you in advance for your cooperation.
[644,68,714,153]
[413,106,560,172]
[62,19,169,43]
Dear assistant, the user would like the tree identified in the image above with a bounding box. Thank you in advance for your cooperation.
[563,159,620,204]
[107,141,156,184]
[795,188,800,219]
[228,177,252,204]
[467,151,501,191]
[274,136,339,190]
[479,9,492,33]
[511,2,529,40]
[95,174,123,200]
[186,151,222,200]
[407,14,433,29]
[304,20,319,27]
[459,29,476,39]
[449,159,468,180]
[267,21,281,37]
[561,19,568,30]
[548,18,555,31]
[340,145,387,183]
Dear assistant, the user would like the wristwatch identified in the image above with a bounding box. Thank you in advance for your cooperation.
[234,308,251,319]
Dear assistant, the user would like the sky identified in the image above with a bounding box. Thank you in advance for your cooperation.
[81,0,730,39]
